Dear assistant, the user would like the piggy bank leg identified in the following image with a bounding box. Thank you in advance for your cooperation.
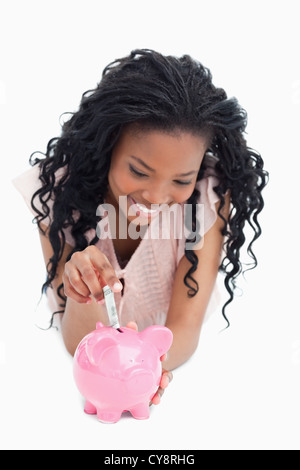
[130,403,150,420]
[84,400,97,415]
[97,409,122,424]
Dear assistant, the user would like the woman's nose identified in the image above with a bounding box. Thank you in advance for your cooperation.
[141,187,171,205]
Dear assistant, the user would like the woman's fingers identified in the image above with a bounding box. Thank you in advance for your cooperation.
[63,246,123,303]
[87,247,123,293]
[151,393,162,405]
[151,370,173,406]
[64,263,91,298]
[126,321,138,331]
[160,370,173,389]
[63,272,92,304]
[69,251,104,301]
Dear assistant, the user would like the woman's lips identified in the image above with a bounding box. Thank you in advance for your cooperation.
[128,196,161,218]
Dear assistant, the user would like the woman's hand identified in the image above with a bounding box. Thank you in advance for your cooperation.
[126,322,173,406]
[150,356,173,406]
[63,245,123,304]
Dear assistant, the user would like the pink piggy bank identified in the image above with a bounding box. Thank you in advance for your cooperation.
[73,322,173,423]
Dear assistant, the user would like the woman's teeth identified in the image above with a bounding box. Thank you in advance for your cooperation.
[129,196,160,217]
[135,201,158,213]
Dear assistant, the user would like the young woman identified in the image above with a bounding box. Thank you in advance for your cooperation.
[14,49,268,405]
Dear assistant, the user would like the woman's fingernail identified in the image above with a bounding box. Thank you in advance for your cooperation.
[86,298,92,305]
[161,376,169,388]
[97,299,105,305]
[152,395,160,405]
[113,282,123,292]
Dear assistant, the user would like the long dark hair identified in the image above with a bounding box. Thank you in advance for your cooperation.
[30,49,268,327]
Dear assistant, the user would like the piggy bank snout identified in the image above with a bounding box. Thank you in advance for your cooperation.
[126,370,155,395]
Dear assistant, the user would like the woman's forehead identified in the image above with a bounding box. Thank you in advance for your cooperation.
[112,128,208,174]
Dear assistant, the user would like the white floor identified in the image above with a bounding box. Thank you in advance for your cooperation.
[2,289,300,451]
[1,0,299,450]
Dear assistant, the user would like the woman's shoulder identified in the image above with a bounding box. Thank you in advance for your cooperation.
[13,164,42,198]
[12,163,71,237]
[13,163,67,198]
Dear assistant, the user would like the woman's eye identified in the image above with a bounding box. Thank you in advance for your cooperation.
[174,180,193,186]
[129,165,148,178]
[129,164,192,185]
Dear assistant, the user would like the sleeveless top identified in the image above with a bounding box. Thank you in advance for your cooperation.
[13,163,221,329]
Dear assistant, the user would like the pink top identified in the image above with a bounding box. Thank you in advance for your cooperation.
[13,164,221,329]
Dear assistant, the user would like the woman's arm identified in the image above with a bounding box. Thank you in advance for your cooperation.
[164,195,230,371]
[38,224,117,355]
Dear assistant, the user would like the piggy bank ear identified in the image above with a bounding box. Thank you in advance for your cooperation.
[86,336,117,366]
[139,326,173,356]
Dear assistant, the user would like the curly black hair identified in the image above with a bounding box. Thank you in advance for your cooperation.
[30,49,268,327]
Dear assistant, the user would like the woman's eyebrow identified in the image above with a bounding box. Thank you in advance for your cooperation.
[130,155,155,172]
[129,155,198,177]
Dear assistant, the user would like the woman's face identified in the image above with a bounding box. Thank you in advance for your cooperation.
[107,127,208,223]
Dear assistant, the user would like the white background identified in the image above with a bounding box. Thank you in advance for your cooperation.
[1,0,299,450]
